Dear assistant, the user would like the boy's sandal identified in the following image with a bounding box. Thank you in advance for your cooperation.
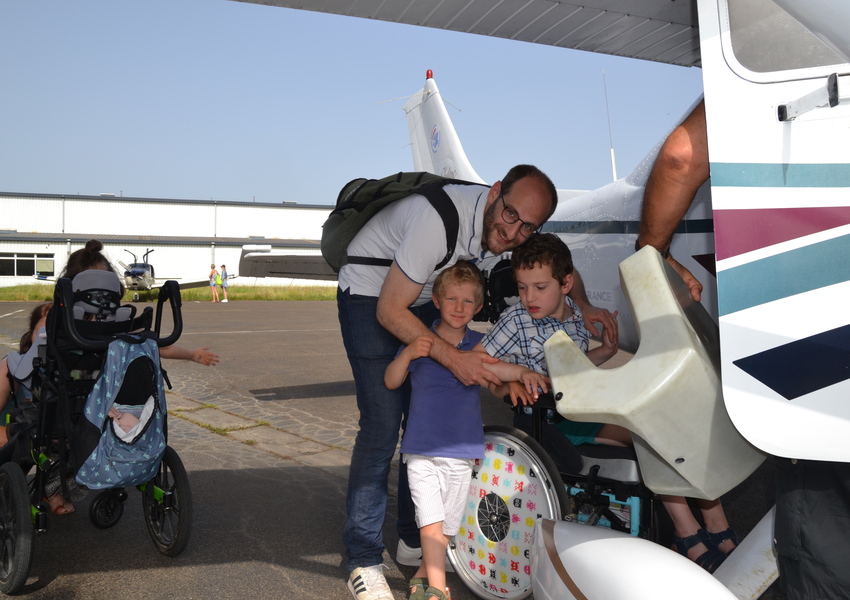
[707,527,739,554]
[408,577,428,600]
[424,585,451,600]
[672,529,727,574]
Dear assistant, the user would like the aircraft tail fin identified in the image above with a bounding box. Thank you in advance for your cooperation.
[403,70,485,183]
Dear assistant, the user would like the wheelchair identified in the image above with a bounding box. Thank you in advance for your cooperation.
[0,272,192,595]
[446,396,668,600]
[449,248,766,599]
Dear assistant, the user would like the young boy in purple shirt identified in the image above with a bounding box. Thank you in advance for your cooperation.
[385,261,547,600]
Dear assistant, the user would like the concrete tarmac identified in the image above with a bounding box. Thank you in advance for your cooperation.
[0,300,784,599]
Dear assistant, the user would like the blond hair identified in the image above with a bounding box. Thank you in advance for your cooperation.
[433,261,486,306]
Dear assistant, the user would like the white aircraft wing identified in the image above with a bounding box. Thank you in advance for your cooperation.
[235,0,701,68]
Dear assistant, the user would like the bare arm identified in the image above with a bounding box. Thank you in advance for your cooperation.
[376,263,500,387]
[384,337,432,390]
[484,360,549,399]
[639,100,708,302]
[159,345,220,366]
[586,331,618,366]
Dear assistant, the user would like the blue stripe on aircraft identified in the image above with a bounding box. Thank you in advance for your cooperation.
[733,324,850,400]
[542,219,713,235]
[711,163,850,187]
[718,233,850,316]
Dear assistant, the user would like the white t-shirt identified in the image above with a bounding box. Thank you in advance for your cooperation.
[338,184,497,305]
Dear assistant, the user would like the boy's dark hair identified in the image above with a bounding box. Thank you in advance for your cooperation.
[501,164,558,222]
[433,260,486,306]
[511,233,574,284]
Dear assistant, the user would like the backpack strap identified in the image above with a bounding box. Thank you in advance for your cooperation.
[346,183,460,271]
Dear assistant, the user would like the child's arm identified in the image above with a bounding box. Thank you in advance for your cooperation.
[586,327,618,366]
[472,341,549,404]
[159,345,220,366]
[384,336,433,390]
[483,361,549,398]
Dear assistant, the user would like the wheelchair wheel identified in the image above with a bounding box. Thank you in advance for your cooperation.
[89,489,126,529]
[448,425,569,600]
[142,446,192,557]
[0,463,34,595]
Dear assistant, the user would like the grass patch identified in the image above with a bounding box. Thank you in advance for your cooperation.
[0,284,336,303]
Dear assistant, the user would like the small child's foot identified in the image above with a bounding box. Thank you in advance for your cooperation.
[424,585,451,600]
[408,577,428,600]
[44,493,74,515]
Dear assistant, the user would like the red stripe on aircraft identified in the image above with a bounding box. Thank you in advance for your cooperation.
[714,207,850,260]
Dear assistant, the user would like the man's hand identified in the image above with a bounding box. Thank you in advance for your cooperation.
[582,306,619,346]
[447,350,502,387]
[666,255,703,302]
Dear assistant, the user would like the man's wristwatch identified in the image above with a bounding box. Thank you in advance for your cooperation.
[635,238,671,259]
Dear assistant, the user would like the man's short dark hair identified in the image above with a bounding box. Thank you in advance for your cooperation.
[501,165,558,222]
[511,233,573,284]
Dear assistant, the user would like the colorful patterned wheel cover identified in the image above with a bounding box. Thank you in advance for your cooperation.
[449,427,565,599]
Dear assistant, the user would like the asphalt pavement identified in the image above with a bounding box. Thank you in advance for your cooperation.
[0,300,785,600]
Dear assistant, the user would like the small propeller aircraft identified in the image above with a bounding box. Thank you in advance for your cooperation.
[117,248,214,301]
[118,248,158,296]
[237,0,850,598]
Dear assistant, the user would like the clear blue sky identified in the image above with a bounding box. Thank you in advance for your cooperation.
[1,0,704,206]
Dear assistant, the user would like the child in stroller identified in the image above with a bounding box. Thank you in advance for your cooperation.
[0,266,193,595]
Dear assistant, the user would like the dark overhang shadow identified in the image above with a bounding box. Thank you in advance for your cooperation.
[250,380,356,401]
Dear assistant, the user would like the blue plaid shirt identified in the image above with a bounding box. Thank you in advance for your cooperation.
[481,296,590,376]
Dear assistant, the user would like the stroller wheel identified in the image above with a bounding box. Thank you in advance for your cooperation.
[142,446,192,557]
[89,489,126,529]
[0,463,34,595]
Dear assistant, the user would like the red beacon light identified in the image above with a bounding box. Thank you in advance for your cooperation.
[426,69,433,79]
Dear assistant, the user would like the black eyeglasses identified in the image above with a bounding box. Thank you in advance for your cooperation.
[499,194,539,238]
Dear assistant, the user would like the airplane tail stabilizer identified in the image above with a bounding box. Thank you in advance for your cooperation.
[403,71,485,183]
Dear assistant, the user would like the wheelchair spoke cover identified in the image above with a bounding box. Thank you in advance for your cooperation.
[449,425,568,600]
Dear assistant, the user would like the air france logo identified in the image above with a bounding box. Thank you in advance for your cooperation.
[431,125,440,153]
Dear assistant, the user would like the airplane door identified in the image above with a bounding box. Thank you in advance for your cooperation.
[698,0,850,460]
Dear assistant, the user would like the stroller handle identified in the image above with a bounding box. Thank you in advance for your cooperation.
[155,280,183,347]
[54,278,183,350]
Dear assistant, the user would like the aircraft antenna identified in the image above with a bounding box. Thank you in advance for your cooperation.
[603,70,618,181]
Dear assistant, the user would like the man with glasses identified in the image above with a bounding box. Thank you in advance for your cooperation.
[338,164,617,600]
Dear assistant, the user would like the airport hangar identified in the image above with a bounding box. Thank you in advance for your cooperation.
[0,191,332,288]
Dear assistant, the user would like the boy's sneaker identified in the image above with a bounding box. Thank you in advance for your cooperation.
[396,539,454,573]
[347,565,394,600]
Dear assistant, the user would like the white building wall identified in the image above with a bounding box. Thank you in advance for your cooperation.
[2,195,329,240]
[0,193,333,288]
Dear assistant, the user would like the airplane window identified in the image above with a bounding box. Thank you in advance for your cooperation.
[727,0,842,73]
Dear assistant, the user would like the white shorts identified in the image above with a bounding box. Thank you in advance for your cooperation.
[405,454,474,536]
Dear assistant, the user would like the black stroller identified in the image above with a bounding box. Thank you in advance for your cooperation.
[0,271,192,595]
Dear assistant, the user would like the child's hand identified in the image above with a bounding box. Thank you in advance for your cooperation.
[404,336,433,360]
[192,347,220,366]
[600,311,619,356]
[506,380,535,407]
[519,370,550,399]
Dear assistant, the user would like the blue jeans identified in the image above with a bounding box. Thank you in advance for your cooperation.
[338,288,437,570]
